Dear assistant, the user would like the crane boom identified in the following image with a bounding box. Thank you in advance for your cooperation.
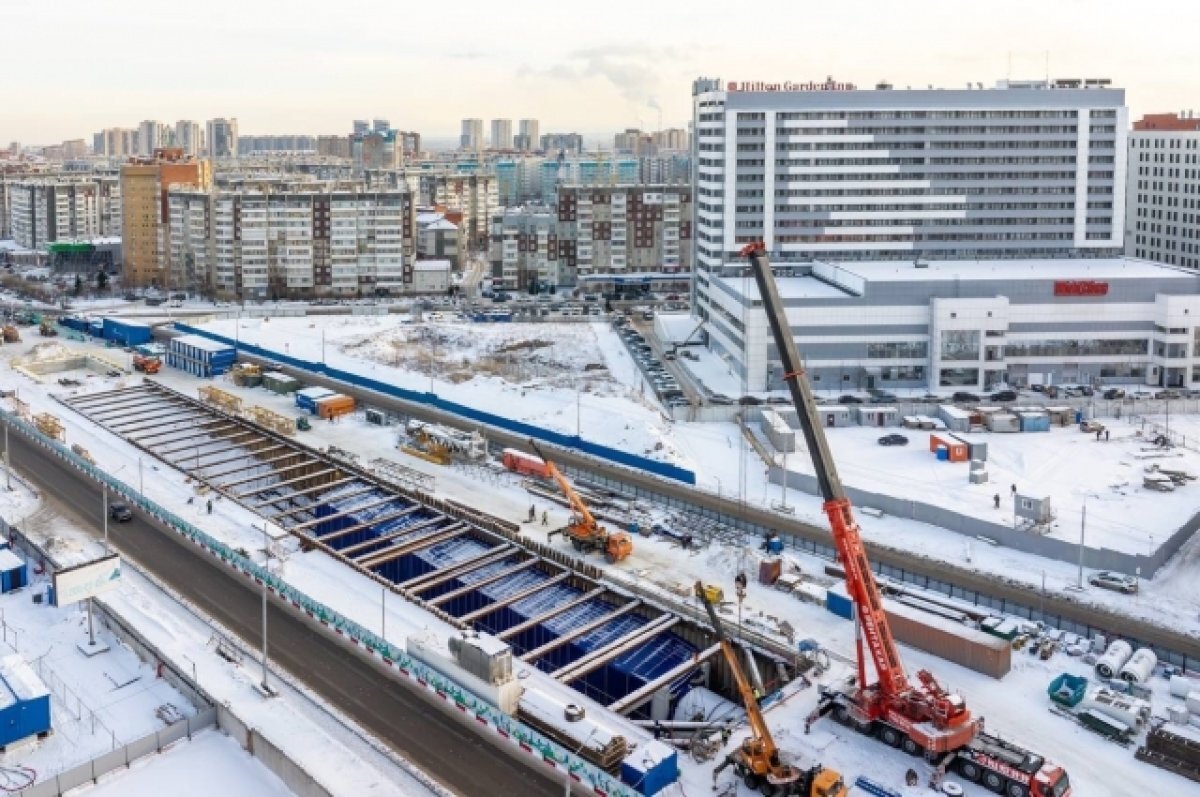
[695,582,776,754]
[740,242,973,747]
[528,440,598,530]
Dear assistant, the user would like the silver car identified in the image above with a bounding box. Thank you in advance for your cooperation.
[1089,570,1138,594]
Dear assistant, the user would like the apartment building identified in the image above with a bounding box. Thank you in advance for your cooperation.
[121,148,212,288]
[138,120,172,156]
[93,128,138,158]
[539,133,584,154]
[6,176,121,249]
[350,129,401,173]
[488,184,692,292]
[690,77,1127,275]
[175,121,202,157]
[515,119,540,152]
[406,172,497,249]
[1125,112,1200,269]
[490,119,513,150]
[460,119,483,152]
[206,118,239,159]
[168,185,415,299]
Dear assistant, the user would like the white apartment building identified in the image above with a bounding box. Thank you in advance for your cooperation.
[490,119,513,150]
[690,77,1127,281]
[460,119,483,152]
[169,186,414,299]
[1125,112,1200,270]
[206,118,239,159]
[516,119,540,152]
[175,121,202,157]
[7,177,122,249]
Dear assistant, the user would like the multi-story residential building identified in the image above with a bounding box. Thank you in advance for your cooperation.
[690,76,1127,276]
[350,129,401,173]
[539,133,584,155]
[488,184,692,292]
[653,128,689,151]
[205,118,239,159]
[702,256,1200,392]
[614,128,651,155]
[416,208,461,266]
[353,120,370,136]
[94,128,137,158]
[121,148,212,288]
[416,172,497,249]
[175,121,202,157]
[168,185,415,298]
[494,156,546,207]
[1125,112,1200,269]
[238,135,318,155]
[534,156,640,204]
[490,119,513,151]
[398,131,421,160]
[515,119,540,152]
[317,135,352,158]
[460,119,483,152]
[373,119,389,133]
[138,120,172,155]
[6,176,122,249]
[638,153,691,185]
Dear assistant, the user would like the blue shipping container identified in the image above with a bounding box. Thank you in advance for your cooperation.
[621,740,678,795]
[0,549,26,594]
[0,657,51,748]
[102,318,152,347]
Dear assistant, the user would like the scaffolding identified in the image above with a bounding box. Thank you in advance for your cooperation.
[245,405,296,436]
[33,412,65,442]
[197,386,243,415]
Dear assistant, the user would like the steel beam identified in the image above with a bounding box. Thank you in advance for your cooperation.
[427,559,538,608]
[215,459,324,490]
[330,510,435,550]
[159,430,257,456]
[288,494,398,530]
[520,600,642,663]
[269,484,378,519]
[79,394,174,415]
[131,423,235,448]
[249,477,358,508]
[234,468,339,499]
[552,615,681,683]
[105,406,198,427]
[128,418,229,443]
[355,526,473,570]
[496,587,607,641]
[66,386,150,407]
[201,449,300,479]
[457,572,572,624]
[607,643,721,714]
[399,543,515,591]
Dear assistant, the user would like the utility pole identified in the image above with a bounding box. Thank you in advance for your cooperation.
[1077,501,1086,589]
[381,587,387,641]
[3,423,9,491]
[260,523,271,695]
[102,486,109,554]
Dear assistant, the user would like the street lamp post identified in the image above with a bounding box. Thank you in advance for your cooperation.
[260,523,271,695]
[4,423,9,491]
[1076,500,1086,590]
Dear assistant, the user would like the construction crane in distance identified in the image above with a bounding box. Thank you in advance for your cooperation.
[695,581,846,797]
[740,242,1071,797]
[528,440,633,563]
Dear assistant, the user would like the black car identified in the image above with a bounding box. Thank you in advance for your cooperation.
[109,502,133,522]
[837,395,864,404]
[951,391,980,403]
[1102,388,1125,400]
[989,390,1018,402]
[878,433,909,446]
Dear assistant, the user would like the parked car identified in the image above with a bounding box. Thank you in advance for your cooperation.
[108,502,133,522]
[1157,389,1182,400]
[877,433,909,446]
[951,391,980,403]
[1102,388,1125,400]
[738,395,762,405]
[870,393,898,404]
[837,395,863,404]
[1088,570,1138,594]
[990,390,1018,402]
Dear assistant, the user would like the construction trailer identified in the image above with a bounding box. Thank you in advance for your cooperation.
[985,412,1021,433]
[812,406,853,428]
[296,387,336,413]
[759,409,796,452]
[167,334,236,377]
[928,433,968,463]
[0,548,27,594]
[0,655,50,749]
[937,405,971,433]
[316,394,356,420]
[1017,411,1050,432]
[852,406,899,427]
[101,318,152,347]
[263,371,301,395]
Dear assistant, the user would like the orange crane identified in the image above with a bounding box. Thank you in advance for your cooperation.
[528,440,632,563]
[741,243,1070,797]
[132,354,161,374]
[695,581,846,797]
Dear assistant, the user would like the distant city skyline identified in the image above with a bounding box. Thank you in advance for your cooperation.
[3,0,1195,145]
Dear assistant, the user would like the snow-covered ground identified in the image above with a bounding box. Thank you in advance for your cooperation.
[2,330,1198,795]
[78,729,293,797]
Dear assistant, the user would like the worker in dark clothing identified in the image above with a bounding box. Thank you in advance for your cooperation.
[1105,429,1110,441]
[1096,429,1102,441]
[1010,483,1017,497]
[528,504,535,523]
[542,510,548,525]
[994,493,1001,509]
[206,499,213,514]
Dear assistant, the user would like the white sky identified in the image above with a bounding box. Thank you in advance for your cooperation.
[3,0,1196,145]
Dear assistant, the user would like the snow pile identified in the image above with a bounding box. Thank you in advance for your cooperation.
[27,342,72,361]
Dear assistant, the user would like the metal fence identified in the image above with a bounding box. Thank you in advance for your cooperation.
[172,322,696,485]
[14,708,216,797]
[0,410,646,797]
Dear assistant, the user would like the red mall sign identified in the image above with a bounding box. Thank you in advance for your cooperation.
[1054,280,1109,297]
[727,79,857,92]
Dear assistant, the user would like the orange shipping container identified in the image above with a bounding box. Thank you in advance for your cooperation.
[928,433,968,462]
[316,394,355,419]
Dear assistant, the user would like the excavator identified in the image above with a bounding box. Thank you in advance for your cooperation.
[741,243,1071,797]
[695,581,846,797]
[528,440,633,563]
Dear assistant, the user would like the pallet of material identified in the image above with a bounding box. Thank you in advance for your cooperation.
[1136,725,1200,783]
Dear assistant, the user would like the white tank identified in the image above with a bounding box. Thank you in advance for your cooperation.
[1169,675,1197,699]
[1094,639,1133,679]
[1119,648,1157,684]
[1187,692,1200,715]
[1080,687,1151,728]
[1167,705,1191,725]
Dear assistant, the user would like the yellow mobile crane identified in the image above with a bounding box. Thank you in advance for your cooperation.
[694,581,847,797]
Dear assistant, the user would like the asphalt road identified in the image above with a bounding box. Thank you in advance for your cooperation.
[7,429,560,797]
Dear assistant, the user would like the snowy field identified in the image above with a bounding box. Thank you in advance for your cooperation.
[79,730,293,797]
[2,333,1198,795]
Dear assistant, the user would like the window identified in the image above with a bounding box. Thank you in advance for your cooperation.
[866,341,928,359]
[940,330,980,361]
[939,367,980,387]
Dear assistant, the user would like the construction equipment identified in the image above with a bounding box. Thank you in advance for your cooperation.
[695,581,846,797]
[741,242,1071,797]
[2,325,20,343]
[132,354,161,374]
[295,416,311,432]
[38,318,57,337]
[529,440,632,563]
[402,421,453,465]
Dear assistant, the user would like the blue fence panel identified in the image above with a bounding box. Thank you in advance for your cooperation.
[173,323,696,485]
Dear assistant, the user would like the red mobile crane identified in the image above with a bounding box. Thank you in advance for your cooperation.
[741,243,1070,797]
[529,440,633,563]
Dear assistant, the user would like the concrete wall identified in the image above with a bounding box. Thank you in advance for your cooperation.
[768,466,1197,578]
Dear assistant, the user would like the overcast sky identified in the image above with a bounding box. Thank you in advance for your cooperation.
[3,0,1195,145]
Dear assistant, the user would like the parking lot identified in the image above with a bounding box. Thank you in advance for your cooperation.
[613,317,691,409]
